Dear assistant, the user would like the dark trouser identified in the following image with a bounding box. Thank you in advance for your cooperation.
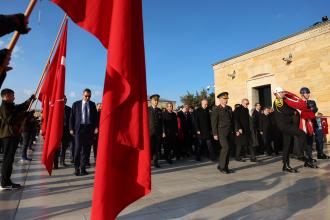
[74,125,93,171]
[236,143,256,160]
[281,126,306,165]
[93,134,98,160]
[197,138,214,160]
[183,134,193,157]
[70,138,75,161]
[315,129,324,155]
[1,137,19,186]
[218,133,231,170]
[306,135,314,158]
[54,138,71,167]
[262,132,273,155]
[21,131,32,159]
[293,135,304,157]
[164,134,176,161]
[150,133,161,165]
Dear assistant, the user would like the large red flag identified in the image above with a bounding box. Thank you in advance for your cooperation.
[39,20,67,175]
[51,0,151,219]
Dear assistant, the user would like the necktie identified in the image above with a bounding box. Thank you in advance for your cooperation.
[84,103,88,124]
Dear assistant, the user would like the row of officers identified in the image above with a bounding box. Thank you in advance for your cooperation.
[148,88,329,174]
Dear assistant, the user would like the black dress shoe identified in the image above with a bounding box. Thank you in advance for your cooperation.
[250,158,257,162]
[74,169,80,176]
[282,164,298,173]
[235,158,246,162]
[81,170,89,175]
[217,166,230,174]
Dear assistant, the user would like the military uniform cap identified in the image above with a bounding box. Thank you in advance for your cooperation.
[149,94,160,99]
[217,92,229,98]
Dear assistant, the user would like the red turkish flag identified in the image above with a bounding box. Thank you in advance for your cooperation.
[51,1,151,219]
[39,20,67,175]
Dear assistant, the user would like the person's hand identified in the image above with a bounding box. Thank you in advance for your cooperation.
[94,128,98,134]
[70,130,74,135]
[260,131,263,135]
[213,135,218,141]
[29,94,36,101]
[0,49,11,73]
[162,132,166,138]
[238,129,243,134]
[15,14,31,34]
[236,131,240,136]
[197,131,201,135]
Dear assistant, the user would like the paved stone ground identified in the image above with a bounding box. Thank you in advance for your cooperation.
[1,137,330,220]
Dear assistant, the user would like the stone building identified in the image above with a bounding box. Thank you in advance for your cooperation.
[213,19,330,139]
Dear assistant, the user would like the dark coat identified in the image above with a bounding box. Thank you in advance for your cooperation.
[69,100,98,134]
[162,110,178,136]
[273,98,295,130]
[148,106,163,136]
[177,111,193,137]
[0,99,30,138]
[62,105,72,141]
[233,105,251,145]
[194,107,212,139]
[252,109,261,130]
[259,113,271,139]
[211,105,233,137]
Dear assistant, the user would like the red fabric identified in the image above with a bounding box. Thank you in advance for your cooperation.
[284,91,308,111]
[283,91,316,133]
[51,1,151,219]
[39,21,67,175]
[321,117,329,134]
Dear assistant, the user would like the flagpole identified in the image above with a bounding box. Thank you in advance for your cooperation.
[7,0,38,52]
[28,14,68,111]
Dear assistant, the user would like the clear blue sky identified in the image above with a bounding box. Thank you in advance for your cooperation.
[1,0,329,106]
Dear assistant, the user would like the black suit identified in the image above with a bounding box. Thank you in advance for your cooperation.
[177,111,194,156]
[195,107,214,160]
[211,105,234,170]
[70,100,97,171]
[162,110,178,161]
[54,105,72,167]
[148,106,163,166]
[259,113,272,155]
[234,105,255,160]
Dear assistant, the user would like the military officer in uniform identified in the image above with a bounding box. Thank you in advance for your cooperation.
[273,87,305,173]
[211,92,234,174]
[148,94,163,168]
[300,87,330,160]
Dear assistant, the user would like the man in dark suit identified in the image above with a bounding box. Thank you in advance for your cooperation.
[177,105,194,157]
[259,107,273,156]
[252,103,263,154]
[148,94,163,168]
[234,99,256,162]
[70,89,98,176]
[211,92,234,174]
[195,99,214,161]
[162,102,178,164]
[93,103,102,162]
[54,95,72,169]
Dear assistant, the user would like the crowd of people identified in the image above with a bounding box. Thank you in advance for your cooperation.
[148,86,329,174]
[0,12,329,193]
